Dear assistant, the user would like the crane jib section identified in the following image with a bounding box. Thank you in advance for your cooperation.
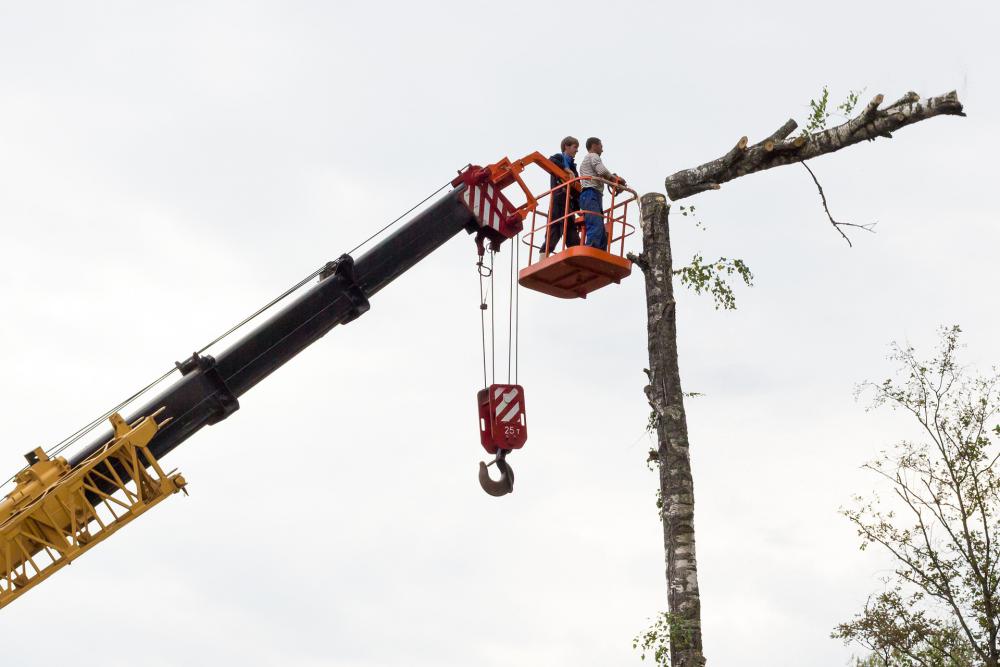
[69,184,480,471]
[0,154,537,609]
[0,182,496,608]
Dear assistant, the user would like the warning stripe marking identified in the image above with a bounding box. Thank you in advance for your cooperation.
[463,184,505,232]
[500,402,520,423]
[494,388,520,419]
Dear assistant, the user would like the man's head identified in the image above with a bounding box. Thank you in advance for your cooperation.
[586,137,603,155]
[561,135,579,158]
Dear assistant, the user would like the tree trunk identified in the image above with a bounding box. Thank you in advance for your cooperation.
[635,193,706,667]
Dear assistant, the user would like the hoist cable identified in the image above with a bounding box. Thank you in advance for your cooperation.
[4,177,458,490]
[194,266,327,358]
[478,258,488,390]
[507,240,514,384]
[515,234,520,385]
[346,178,455,256]
[44,261,329,464]
[46,367,179,460]
[490,251,496,385]
[198,175,454,361]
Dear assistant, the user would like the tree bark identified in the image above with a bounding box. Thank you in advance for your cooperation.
[634,193,706,667]
[664,90,965,201]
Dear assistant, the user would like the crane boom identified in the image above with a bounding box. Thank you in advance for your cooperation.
[0,173,498,609]
[0,152,637,610]
[70,185,477,470]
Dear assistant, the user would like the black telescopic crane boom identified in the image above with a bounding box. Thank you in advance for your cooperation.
[70,185,477,468]
[0,157,550,609]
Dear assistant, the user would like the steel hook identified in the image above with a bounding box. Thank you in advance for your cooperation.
[478,449,514,497]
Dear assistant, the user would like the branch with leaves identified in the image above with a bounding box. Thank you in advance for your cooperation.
[634,612,695,665]
[664,90,965,201]
[629,205,754,310]
[672,254,753,310]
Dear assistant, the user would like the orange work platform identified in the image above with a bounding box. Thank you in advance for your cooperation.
[518,246,632,299]
[517,174,639,299]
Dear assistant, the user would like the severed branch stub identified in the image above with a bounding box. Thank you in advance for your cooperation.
[664,90,965,202]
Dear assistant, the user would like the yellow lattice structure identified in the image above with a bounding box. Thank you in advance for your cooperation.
[0,410,186,609]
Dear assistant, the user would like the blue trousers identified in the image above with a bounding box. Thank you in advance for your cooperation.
[580,188,607,250]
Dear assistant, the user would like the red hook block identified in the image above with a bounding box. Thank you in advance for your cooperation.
[477,384,527,455]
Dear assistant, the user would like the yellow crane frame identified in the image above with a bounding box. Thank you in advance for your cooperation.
[0,410,186,609]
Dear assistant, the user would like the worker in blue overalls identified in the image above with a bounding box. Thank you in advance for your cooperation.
[578,137,626,251]
[544,136,581,254]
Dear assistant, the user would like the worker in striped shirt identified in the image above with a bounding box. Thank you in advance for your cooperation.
[578,137,626,251]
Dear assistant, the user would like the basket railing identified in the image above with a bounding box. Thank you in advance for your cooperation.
[520,176,638,266]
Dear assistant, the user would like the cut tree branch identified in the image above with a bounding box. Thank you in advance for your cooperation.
[664,90,965,201]
[764,118,798,145]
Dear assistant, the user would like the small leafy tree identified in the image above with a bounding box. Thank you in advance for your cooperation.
[835,326,1000,666]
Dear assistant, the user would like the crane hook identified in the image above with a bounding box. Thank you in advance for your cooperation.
[478,449,514,497]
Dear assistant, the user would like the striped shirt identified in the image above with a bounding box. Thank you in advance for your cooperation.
[579,152,615,192]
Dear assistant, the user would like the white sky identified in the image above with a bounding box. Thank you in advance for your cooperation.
[0,2,996,665]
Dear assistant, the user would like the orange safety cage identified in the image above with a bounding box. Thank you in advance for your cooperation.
[459,152,639,300]
[518,175,638,299]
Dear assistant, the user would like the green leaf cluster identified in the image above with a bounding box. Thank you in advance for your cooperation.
[806,85,832,134]
[633,612,693,665]
[677,204,706,231]
[673,254,754,310]
[802,85,864,135]
[839,89,862,117]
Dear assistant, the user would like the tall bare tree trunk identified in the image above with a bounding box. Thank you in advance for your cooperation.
[634,193,705,667]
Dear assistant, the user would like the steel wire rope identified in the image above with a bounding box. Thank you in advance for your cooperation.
[190,178,454,359]
[489,251,495,385]
[345,178,455,257]
[45,367,179,459]
[42,263,329,463]
[478,256,489,389]
[4,177,457,490]
[507,240,514,384]
[515,234,520,385]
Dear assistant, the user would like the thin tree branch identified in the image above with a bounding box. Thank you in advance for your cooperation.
[854,463,984,655]
[853,514,983,657]
[801,162,876,247]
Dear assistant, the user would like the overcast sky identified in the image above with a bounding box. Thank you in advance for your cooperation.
[0,2,997,665]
